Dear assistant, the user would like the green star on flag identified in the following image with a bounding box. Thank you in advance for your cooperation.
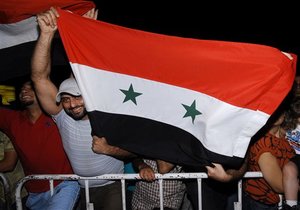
[120,84,142,105]
[182,100,202,123]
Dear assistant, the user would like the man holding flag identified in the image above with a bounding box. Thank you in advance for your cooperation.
[31,7,131,210]
[53,6,296,170]
[33,4,297,168]
[31,5,297,209]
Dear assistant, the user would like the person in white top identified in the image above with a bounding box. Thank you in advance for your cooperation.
[31,7,132,210]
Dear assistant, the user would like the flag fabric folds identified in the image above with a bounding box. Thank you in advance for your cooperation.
[0,0,95,81]
[0,0,95,24]
[0,0,95,48]
[57,9,296,168]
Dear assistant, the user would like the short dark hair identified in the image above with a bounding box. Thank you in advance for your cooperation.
[283,96,300,130]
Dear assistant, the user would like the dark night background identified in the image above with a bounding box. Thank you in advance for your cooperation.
[96,1,300,58]
[1,1,299,85]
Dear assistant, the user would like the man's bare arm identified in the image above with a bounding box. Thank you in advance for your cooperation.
[206,156,248,182]
[31,7,62,115]
[31,7,98,115]
[92,136,136,159]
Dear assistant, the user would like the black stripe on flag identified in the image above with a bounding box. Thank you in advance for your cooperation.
[88,111,243,169]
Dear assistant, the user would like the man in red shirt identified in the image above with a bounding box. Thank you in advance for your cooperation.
[0,80,79,210]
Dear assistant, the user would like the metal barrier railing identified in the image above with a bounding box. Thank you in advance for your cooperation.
[14,172,269,210]
[0,173,12,210]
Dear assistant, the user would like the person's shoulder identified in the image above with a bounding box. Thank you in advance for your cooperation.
[0,106,16,113]
[0,107,20,120]
[258,133,274,144]
[250,133,274,154]
[52,108,66,120]
[0,131,10,146]
[0,131,9,140]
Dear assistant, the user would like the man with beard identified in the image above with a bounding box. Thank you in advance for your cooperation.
[0,80,80,210]
[31,7,132,210]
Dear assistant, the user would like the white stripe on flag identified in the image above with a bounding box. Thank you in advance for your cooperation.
[72,63,269,158]
[0,16,38,49]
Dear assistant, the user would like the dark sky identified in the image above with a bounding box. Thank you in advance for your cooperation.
[95,1,300,70]
[1,1,299,85]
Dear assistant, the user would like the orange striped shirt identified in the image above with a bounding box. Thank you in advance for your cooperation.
[243,133,295,205]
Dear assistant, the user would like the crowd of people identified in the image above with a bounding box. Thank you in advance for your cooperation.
[1,5,300,210]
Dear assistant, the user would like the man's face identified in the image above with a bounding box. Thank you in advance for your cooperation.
[19,82,35,107]
[60,94,87,120]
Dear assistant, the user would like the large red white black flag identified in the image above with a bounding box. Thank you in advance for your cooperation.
[57,9,296,168]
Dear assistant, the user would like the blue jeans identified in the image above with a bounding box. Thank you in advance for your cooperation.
[242,193,278,210]
[26,181,80,210]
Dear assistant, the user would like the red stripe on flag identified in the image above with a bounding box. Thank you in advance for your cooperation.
[57,9,296,115]
[0,0,95,24]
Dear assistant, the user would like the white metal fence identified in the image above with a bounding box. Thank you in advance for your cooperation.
[2,171,282,210]
[3,172,272,210]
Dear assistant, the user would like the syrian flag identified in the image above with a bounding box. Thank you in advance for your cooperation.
[0,0,95,81]
[57,9,297,168]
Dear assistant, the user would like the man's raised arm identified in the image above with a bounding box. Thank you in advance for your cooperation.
[31,7,62,115]
[31,7,98,115]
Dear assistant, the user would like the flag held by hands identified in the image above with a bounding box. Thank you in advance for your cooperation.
[57,9,296,168]
[0,0,95,81]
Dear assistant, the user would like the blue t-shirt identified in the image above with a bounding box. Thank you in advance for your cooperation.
[124,162,136,191]
[286,124,300,154]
